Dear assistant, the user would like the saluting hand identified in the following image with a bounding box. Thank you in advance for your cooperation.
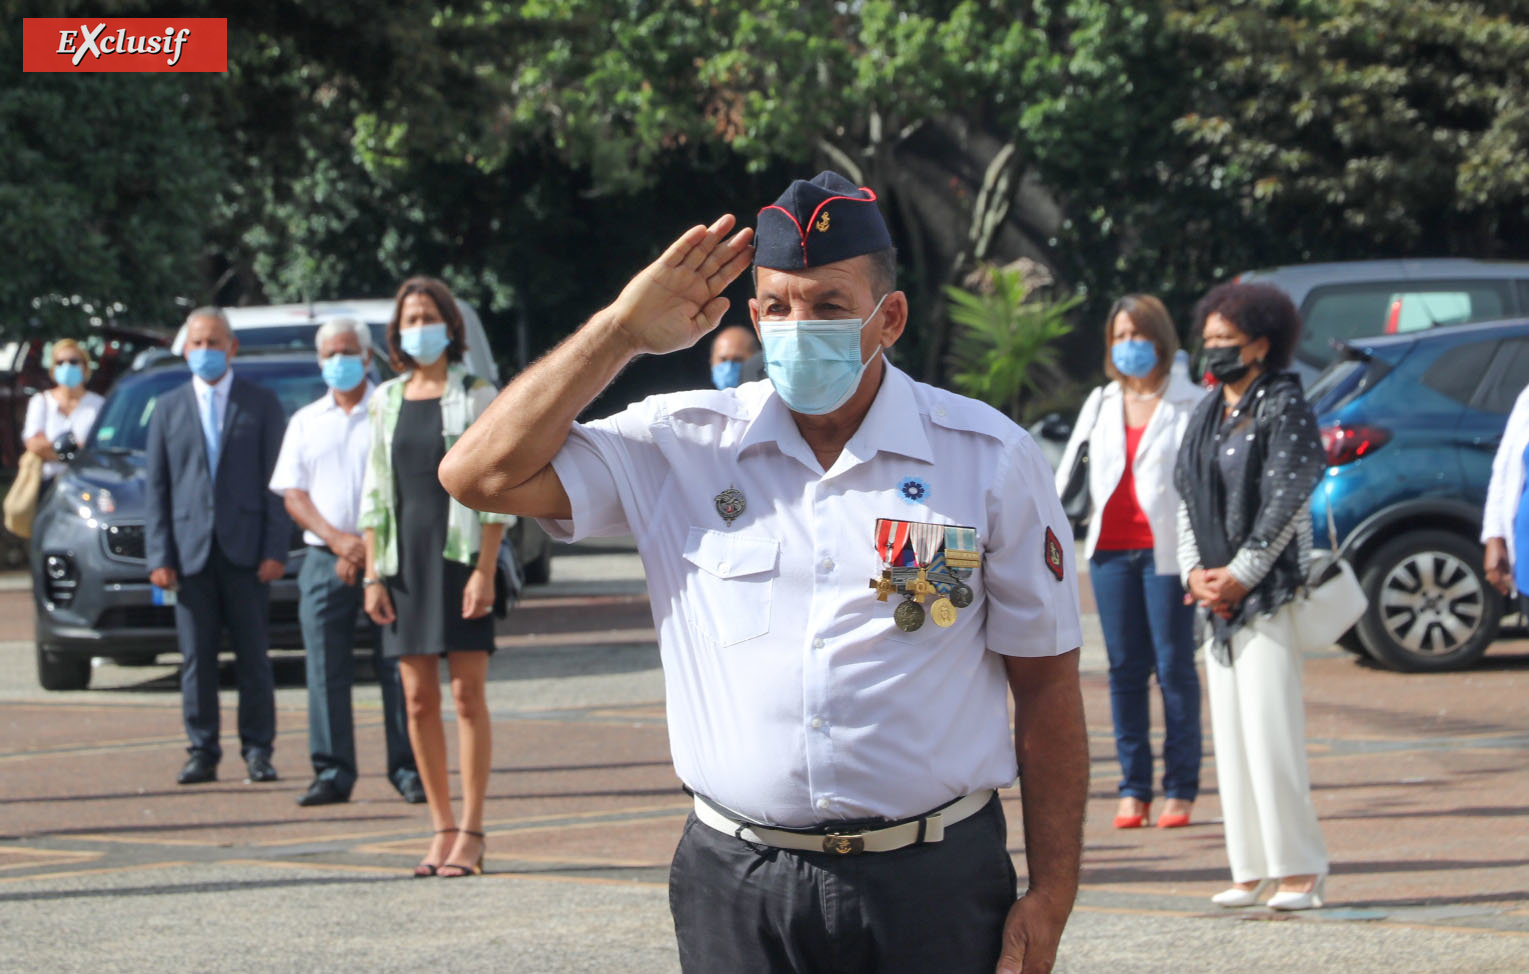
[606,214,755,357]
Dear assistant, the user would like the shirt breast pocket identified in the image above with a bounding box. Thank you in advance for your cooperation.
[681,526,779,647]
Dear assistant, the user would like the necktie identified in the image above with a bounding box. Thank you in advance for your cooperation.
[201,386,221,475]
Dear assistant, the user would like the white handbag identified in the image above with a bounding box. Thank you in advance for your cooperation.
[1290,487,1369,653]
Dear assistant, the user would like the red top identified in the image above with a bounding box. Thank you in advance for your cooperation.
[1096,424,1156,551]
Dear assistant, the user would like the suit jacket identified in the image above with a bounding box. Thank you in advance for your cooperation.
[144,374,291,576]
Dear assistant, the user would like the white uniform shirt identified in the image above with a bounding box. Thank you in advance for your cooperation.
[269,383,375,545]
[23,390,104,480]
[1052,373,1206,575]
[540,365,1082,827]
[1482,383,1529,565]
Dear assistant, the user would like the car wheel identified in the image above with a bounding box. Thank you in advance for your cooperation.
[36,643,91,691]
[1354,530,1501,672]
[524,543,552,585]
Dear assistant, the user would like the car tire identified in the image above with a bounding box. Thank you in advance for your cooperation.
[524,543,552,585]
[1336,629,1370,657]
[1354,530,1501,672]
[37,643,91,691]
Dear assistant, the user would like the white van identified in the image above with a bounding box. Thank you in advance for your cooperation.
[170,298,501,385]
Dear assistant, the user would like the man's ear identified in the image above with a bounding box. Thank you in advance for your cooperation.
[877,291,908,348]
[748,298,760,332]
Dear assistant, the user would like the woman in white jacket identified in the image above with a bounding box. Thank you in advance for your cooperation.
[1482,384,1529,600]
[1055,294,1204,830]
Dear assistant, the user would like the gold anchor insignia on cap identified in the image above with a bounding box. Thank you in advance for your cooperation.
[714,486,746,526]
[815,212,831,233]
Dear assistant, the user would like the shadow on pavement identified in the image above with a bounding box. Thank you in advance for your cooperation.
[0,874,403,904]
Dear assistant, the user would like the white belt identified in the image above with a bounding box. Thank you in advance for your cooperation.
[692,789,995,856]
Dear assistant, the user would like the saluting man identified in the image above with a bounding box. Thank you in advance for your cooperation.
[440,172,1087,974]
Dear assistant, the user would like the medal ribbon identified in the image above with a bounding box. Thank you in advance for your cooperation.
[908,522,943,568]
[875,518,911,568]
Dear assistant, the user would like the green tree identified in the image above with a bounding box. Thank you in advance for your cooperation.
[946,262,1080,422]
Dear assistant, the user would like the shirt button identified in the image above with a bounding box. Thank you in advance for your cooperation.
[821,557,835,572]
[812,637,825,649]
[816,798,830,810]
[811,717,823,729]
[718,562,729,574]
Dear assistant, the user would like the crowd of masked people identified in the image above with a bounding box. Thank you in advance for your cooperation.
[139,277,501,879]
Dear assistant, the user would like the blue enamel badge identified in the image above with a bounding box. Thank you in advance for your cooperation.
[898,477,930,505]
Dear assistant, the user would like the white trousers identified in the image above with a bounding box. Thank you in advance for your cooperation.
[1205,605,1328,882]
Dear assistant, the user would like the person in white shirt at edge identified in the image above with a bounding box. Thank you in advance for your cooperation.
[1481,382,1529,605]
[439,171,1087,974]
[1053,295,1202,833]
[23,337,105,485]
[268,318,424,809]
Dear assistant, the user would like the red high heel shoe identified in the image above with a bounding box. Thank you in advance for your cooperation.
[1112,800,1149,829]
[1156,799,1193,828]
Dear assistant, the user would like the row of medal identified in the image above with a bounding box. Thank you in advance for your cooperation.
[868,519,979,632]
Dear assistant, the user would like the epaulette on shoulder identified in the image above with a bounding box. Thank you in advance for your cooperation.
[918,383,1023,447]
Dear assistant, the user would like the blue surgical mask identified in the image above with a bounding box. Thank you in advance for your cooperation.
[321,353,366,392]
[1111,339,1158,378]
[760,293,888,415]
[401,323,450,365]
[186,348,228,382]
[53,363,84,389]
[711,360,743,390]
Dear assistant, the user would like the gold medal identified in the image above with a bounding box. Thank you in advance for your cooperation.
[929,597,957,628]
[910,568,936,604]
[893,598,925,632]
[868,570,896,602]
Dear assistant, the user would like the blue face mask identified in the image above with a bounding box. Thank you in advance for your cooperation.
[1111,339,1158,378]
[186,347,228,382]
[711,360,743,390]
[760,293,888,415]
[401,323,451,365]
[53,363,84,389]
[321,353,366,392]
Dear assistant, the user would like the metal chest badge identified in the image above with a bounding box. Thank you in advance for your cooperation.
[714,486,747,526]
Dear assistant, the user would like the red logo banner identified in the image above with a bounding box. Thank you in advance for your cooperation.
[22,18,228,73]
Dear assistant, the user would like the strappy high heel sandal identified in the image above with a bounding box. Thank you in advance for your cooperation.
[415,827,459,878]
[438,829,486,878]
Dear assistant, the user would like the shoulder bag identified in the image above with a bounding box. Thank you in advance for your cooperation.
[1060,388,1103,524]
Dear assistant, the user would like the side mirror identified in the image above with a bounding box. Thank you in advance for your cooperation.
[53,431,79,464]
[1037,412,1072,441]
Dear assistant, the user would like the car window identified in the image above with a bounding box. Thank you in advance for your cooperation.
[1421,340,1499,407]
[90,365,327,452]
[1307,356,1388,415]
[1471,337,1529,415]
[1299,280,1514,367]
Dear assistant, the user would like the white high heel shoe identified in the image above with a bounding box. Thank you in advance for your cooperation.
[1268,875,1326,911]
[1210,878,1274,908]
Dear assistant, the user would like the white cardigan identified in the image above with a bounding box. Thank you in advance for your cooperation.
[1481,383,1529,566]
[1054,373,1206,575]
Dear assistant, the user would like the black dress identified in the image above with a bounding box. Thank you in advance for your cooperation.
[380,397,495,658]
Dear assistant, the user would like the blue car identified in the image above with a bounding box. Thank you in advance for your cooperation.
[1308,318,1529,671]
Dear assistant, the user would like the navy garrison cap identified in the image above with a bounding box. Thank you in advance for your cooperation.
[755,170,893,270]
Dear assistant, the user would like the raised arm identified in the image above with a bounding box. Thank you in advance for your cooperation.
[438,214,754,518]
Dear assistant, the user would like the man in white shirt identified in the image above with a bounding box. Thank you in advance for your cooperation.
[440,172,1087,974]
[270,318,422,807]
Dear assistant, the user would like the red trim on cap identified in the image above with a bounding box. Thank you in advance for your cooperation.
[758,186,879,268]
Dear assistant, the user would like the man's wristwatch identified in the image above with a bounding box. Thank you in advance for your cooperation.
[362,576,382,588]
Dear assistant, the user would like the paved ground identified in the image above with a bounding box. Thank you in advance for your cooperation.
[2,539,1528,973]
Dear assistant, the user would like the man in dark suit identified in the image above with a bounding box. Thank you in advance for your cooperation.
[146,307,291,785]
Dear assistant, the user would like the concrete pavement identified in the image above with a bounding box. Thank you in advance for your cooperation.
[2,539,1527,973]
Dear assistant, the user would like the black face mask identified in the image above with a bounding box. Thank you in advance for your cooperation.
[1204,345,1252,384]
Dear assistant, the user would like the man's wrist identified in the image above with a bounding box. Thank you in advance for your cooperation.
[589,307,643,362]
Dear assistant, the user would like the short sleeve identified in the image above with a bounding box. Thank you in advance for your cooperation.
[21,393,45,441]
[982,434,1085,658]
[538,400,666,544]
[267,412,309,495]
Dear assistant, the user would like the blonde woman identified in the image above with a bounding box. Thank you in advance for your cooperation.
[360,277,510,878]
[1054,295,1202,831]
[23,339,104,484]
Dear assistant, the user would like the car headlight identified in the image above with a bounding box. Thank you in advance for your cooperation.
[74,486,116,517]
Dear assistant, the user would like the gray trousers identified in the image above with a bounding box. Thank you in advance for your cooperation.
[669,793,1016,974]
[298,547,417,794]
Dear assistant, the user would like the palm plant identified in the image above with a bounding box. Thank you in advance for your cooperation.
[945,264,1080,421]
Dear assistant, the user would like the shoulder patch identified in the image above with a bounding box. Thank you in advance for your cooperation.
[1044,527,1065,581]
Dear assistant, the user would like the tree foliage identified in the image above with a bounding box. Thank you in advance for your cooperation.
[946,264,1080,421]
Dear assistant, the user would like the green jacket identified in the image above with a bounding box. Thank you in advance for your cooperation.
[359,365,511,578]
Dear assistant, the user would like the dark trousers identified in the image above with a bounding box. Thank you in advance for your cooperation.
[1090,547,1202,802]
[669,794,1016,974]
[298,547,417,794]
[176,543,275,761]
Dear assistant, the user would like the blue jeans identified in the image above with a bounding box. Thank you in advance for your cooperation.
[299,547,417,795]
[1090,548,1201,802]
